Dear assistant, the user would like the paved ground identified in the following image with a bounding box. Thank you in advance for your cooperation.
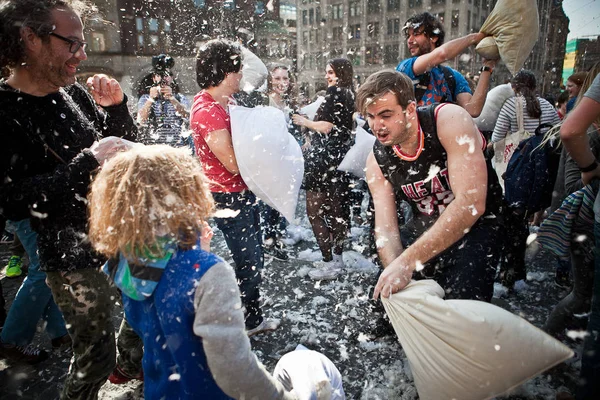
[0,221,585,399]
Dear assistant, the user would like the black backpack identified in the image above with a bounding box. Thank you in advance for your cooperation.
[503,123,559,215]
[414,66,457,104]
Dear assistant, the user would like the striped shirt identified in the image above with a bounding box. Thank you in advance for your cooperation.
[138,93,191,147]
[491,96,560,143]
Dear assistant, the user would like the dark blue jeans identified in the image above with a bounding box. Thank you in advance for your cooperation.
[578,221,600,399]
[212,191,264,329]
[260,201,286,243]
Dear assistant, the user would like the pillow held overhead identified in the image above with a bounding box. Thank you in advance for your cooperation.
[477,0,539,75]
[382,280,573,400]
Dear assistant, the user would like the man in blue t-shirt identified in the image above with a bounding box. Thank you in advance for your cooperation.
[396,12,495,118]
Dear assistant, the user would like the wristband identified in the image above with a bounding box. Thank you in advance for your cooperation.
[479,66,493,74]
[580,160,598,173]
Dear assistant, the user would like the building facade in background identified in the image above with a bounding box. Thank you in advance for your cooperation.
[79,0,570,108]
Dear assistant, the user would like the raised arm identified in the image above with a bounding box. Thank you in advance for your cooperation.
[374,104,488,299]
[411,32,485,76]
[366,151,404,267]
[456,59,496,118]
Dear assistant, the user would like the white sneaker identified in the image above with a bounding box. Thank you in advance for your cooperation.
[332,253,344,268]
[247,317,280,337]
[308,260,342,281]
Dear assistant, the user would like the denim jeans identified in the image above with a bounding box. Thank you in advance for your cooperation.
[0,219,67,346]
[212,191,264,329]
[577,220,600,399]
[260,201,286,243]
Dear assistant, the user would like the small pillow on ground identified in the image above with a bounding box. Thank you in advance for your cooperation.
[478,0,539,74]
[273,344,346,400]
[230,105,304,222]
[338,125,376,179]
[382,280,573,400]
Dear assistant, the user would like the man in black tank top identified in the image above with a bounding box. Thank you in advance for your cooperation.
[356,71,502,302]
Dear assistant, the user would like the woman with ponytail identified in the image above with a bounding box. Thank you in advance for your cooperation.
[490,70,559,145]
[491,70,560,289]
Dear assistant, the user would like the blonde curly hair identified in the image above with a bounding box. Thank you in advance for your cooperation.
[88,145,215,262]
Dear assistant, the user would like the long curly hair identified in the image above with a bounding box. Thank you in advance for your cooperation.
[88,145,215,262]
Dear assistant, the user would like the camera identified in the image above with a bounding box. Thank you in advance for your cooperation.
[152,54,175,78]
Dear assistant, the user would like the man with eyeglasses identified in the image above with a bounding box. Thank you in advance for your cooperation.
[397,12,496,118]
[0,1,137,398]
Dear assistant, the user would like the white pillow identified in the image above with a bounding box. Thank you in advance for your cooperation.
[230,105,304,222]
[477,0,539,75]
[337,125,376,179]
[300,96,325,121]
[273,344,346,400]
[382,280,573,400]
[473,83,514,132]
[240,47,268,93]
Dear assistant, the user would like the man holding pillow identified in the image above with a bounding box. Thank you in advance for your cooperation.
[357,70,502,302]
[397,12,495,118]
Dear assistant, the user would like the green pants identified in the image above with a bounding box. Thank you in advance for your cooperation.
[46,269,117,400]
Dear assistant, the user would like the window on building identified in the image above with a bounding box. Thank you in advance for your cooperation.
[136,17,143,31]
[90,32,106,52]
[316,7,321,23]
[309,8,314,24]
[384,44,399,64]
[452,0,460,3]
[332,4,343,20]
[367,0,380,15]
[349,24,361,39]
[332,26,343,41]
[436,12,445,23]
[408,0,422,7]
[303,10,308,25]
[387,0,400,11]
[349,1,361,17]
[223,0,234,9]
[303,31,309,45]
[474,0,479,6]
[366,45,382,64]
[164,19,171,32]
[367,22,380,38]
[432,0,445,5]
[451,10,460,27]
[194,0,205,7]
[467,10,471,31]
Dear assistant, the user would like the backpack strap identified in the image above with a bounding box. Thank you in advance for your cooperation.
[416,103,438,136]
[440,66,456,103]
[414,72,431,104]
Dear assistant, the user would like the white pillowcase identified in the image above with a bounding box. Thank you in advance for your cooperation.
[382,280,573,400]
[230,105,304,222]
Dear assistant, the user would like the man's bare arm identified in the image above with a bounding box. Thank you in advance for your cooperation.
[366,152,404,267]
[412,32,485,76]
[374,104,488,299]
[204,129,240,175]
[560,96,600,184]
[456,59,496,118]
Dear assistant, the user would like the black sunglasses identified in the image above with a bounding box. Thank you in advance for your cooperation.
[49,32,87,54]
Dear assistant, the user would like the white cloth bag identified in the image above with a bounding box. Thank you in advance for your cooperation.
[381,280,573,400]
[492,96,532,191]
[230,105,304,222]
[273,344,346,400]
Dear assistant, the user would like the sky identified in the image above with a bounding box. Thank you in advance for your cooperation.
[562,0,600,40]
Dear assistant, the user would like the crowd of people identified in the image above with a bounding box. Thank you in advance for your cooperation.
[0,1,599,399]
